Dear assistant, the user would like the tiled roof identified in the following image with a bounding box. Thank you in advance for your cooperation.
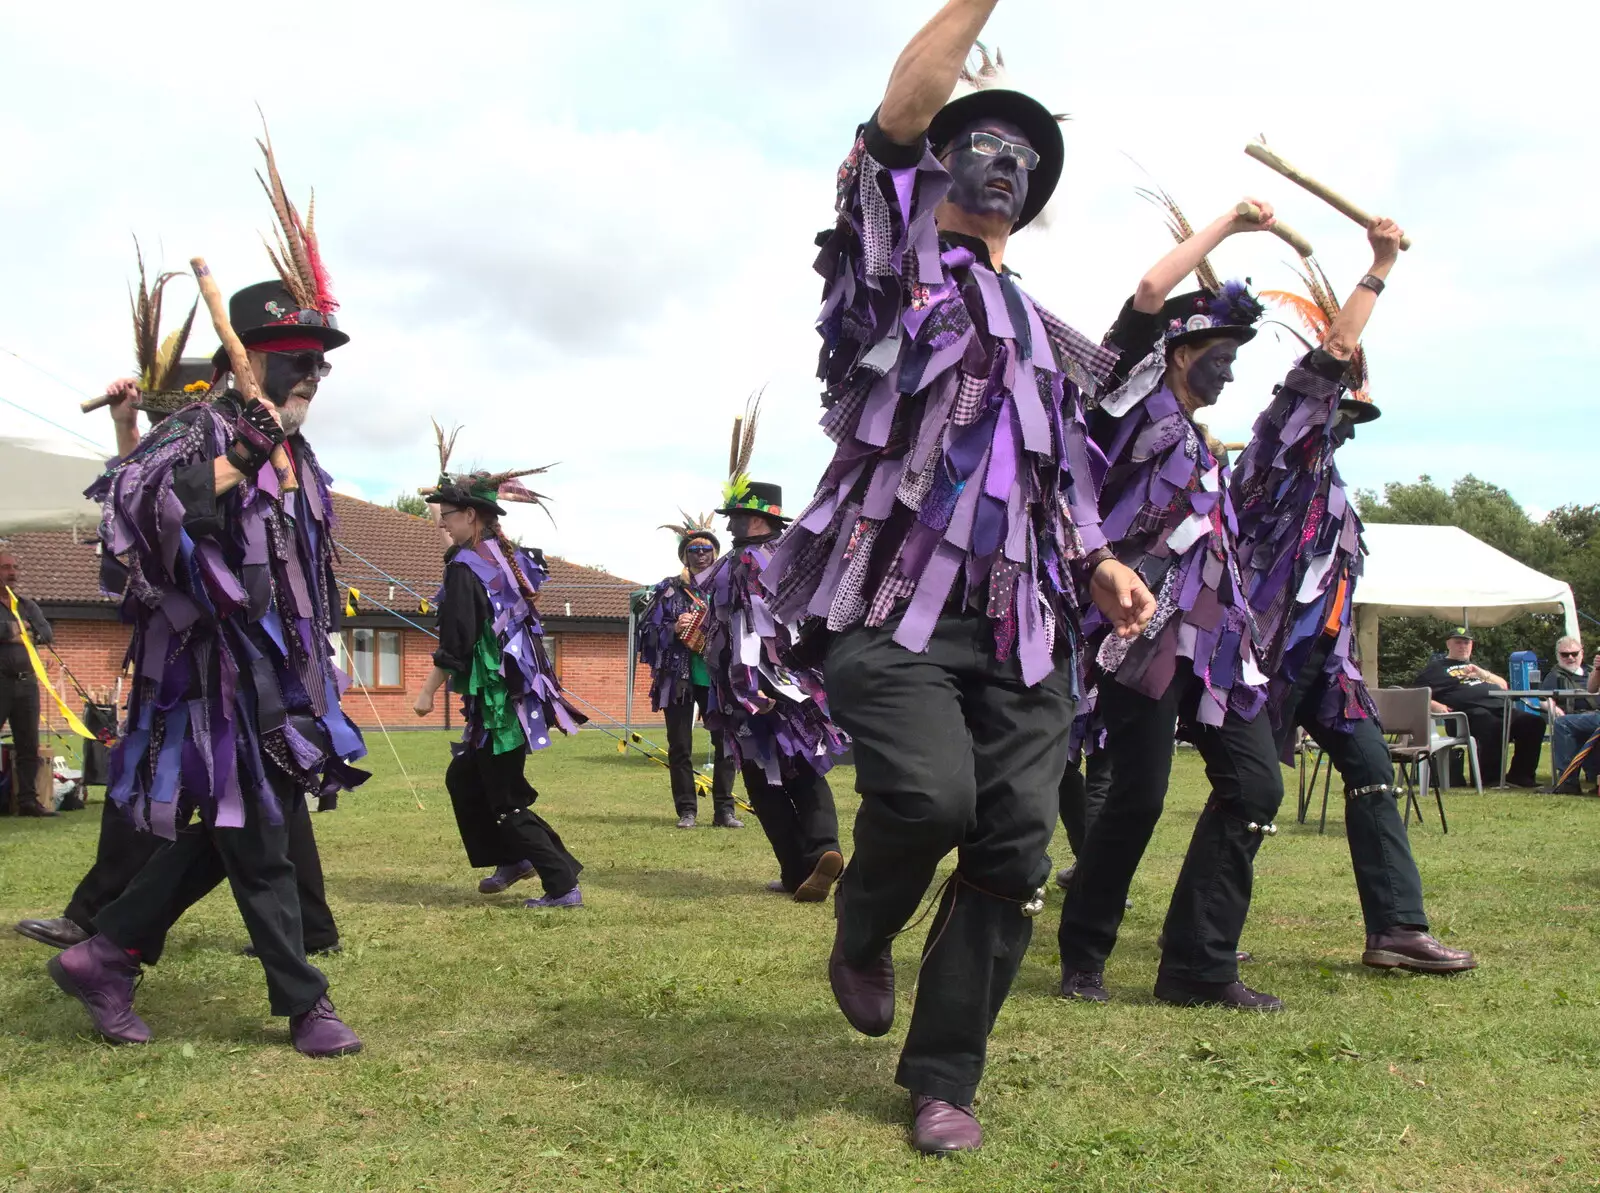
[3,494,643,621]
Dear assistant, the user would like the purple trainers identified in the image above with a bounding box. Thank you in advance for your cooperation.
[478,860,535,894]
[47,935,151,1044]
[523,885,583,910]
[290,995,362,1057]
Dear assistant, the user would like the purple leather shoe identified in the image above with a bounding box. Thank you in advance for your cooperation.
[911,1094,983,1154]
[47,935,151,1044]
[827,924,894,1036]
[478,860,535,894]
[290,995,363,1057]
[524,886,583,910]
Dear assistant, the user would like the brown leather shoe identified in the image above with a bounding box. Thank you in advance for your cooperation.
[827,923,894,1036]
[1363,927,1476,974]
[15,800,59,818]
[15,916,90,949]
[793,850,843,902]
[911,1094,982,1154]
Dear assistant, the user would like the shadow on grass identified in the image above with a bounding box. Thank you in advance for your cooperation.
[334,873,491,908]
[3,966,285,1049]
[472,995,906,1126]
[586,866,771,901]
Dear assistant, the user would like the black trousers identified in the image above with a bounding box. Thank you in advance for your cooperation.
[1058,752,1113,858]
[741,760,839,891]
[95,778,328,1017]
[1058,671,1284,985]
[1278,639,1427,934]
[446,743,582,896]
[665,686,736,817]
[826,610,1074,1107]
[1461,706,1544,785]
[0,675,41,811]
[62,797,338,951]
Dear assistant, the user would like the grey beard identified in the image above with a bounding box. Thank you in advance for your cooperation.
[278,403,308,435]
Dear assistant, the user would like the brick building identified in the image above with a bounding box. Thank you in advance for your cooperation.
[4,494,654,736]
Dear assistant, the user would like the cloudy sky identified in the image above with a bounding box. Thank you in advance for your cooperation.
[2,1,1593,586]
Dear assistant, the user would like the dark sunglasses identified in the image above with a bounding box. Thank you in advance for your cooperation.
[966,132,1040,171]
[1559,650,1582,658]
[269,350,332,378]
[685,544,716,555]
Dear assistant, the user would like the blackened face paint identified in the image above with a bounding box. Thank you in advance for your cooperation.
[941,118,1031,226]
[260,351,323,406]
[1184,341,1240,407]
[1330,419,1357,448]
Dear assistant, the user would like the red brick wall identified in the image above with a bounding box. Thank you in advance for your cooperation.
[30,621,129,736]
[548,630,657,726]
[31,617,657,735]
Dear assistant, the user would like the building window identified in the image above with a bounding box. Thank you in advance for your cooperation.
[545,634,561,680]
[335,628,402,689]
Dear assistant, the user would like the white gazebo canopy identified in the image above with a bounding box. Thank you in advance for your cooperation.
[1353,522,1579,686]
[0,433,108,536]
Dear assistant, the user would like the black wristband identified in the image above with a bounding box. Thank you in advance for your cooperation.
[225,441,268,475]
[1082,546,1116,575]
[1356,273,1386,295]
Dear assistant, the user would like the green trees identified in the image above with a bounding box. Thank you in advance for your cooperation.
[1354,476,1597,682]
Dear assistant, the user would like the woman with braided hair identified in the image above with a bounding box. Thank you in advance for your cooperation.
[414,463,587,908]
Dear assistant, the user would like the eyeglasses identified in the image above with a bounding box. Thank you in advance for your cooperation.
[685,545,716,555]
[966,132,1040,171]
[1559,650,1582,658]
[270,351,332,378]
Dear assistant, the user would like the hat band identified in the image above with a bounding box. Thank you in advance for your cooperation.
[250,334,327,354]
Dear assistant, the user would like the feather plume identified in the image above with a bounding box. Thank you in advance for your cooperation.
[1259,291,1329,340]
[127,237,188,390]
[431,418,462,477]
[659,510,717,540]
[726,389,763,482]
[151,299,198,391]
[255,111,337,313]
[1136,186,1221,294]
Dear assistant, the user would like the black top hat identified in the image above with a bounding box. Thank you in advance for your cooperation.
[218,280,349,359]
[716,480,789,525]
[927,89,1063,233]
[1159,282,1265,351]
[1337,396,1382,425]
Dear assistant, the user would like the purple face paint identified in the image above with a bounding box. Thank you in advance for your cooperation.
[1183,340,1241,407]
[940,118,1032,225]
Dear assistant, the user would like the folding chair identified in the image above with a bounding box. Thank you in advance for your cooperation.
[1371,687,1450,833]
[1295,728,1336,833]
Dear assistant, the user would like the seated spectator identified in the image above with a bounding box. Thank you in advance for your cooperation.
[1541,635,1600,794]
[1414,628,1543,788]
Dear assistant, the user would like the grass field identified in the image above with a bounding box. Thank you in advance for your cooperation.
[2,728,1598,1192]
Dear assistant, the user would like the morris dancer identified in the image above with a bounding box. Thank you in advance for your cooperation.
[47,134,366,1056]
[17,249,338,958]
[414,445,586,908]
[1232,218,1474,974]
[761,1,1154,1153]
[636,514,740,829]
[702,401,848,901]
[1057,195,1291,1012]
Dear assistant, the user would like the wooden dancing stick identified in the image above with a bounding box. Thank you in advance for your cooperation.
[1245,142,1412,251]
[80,391,117,414]
[191,257,298,491]
[1235,202,1315,258]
